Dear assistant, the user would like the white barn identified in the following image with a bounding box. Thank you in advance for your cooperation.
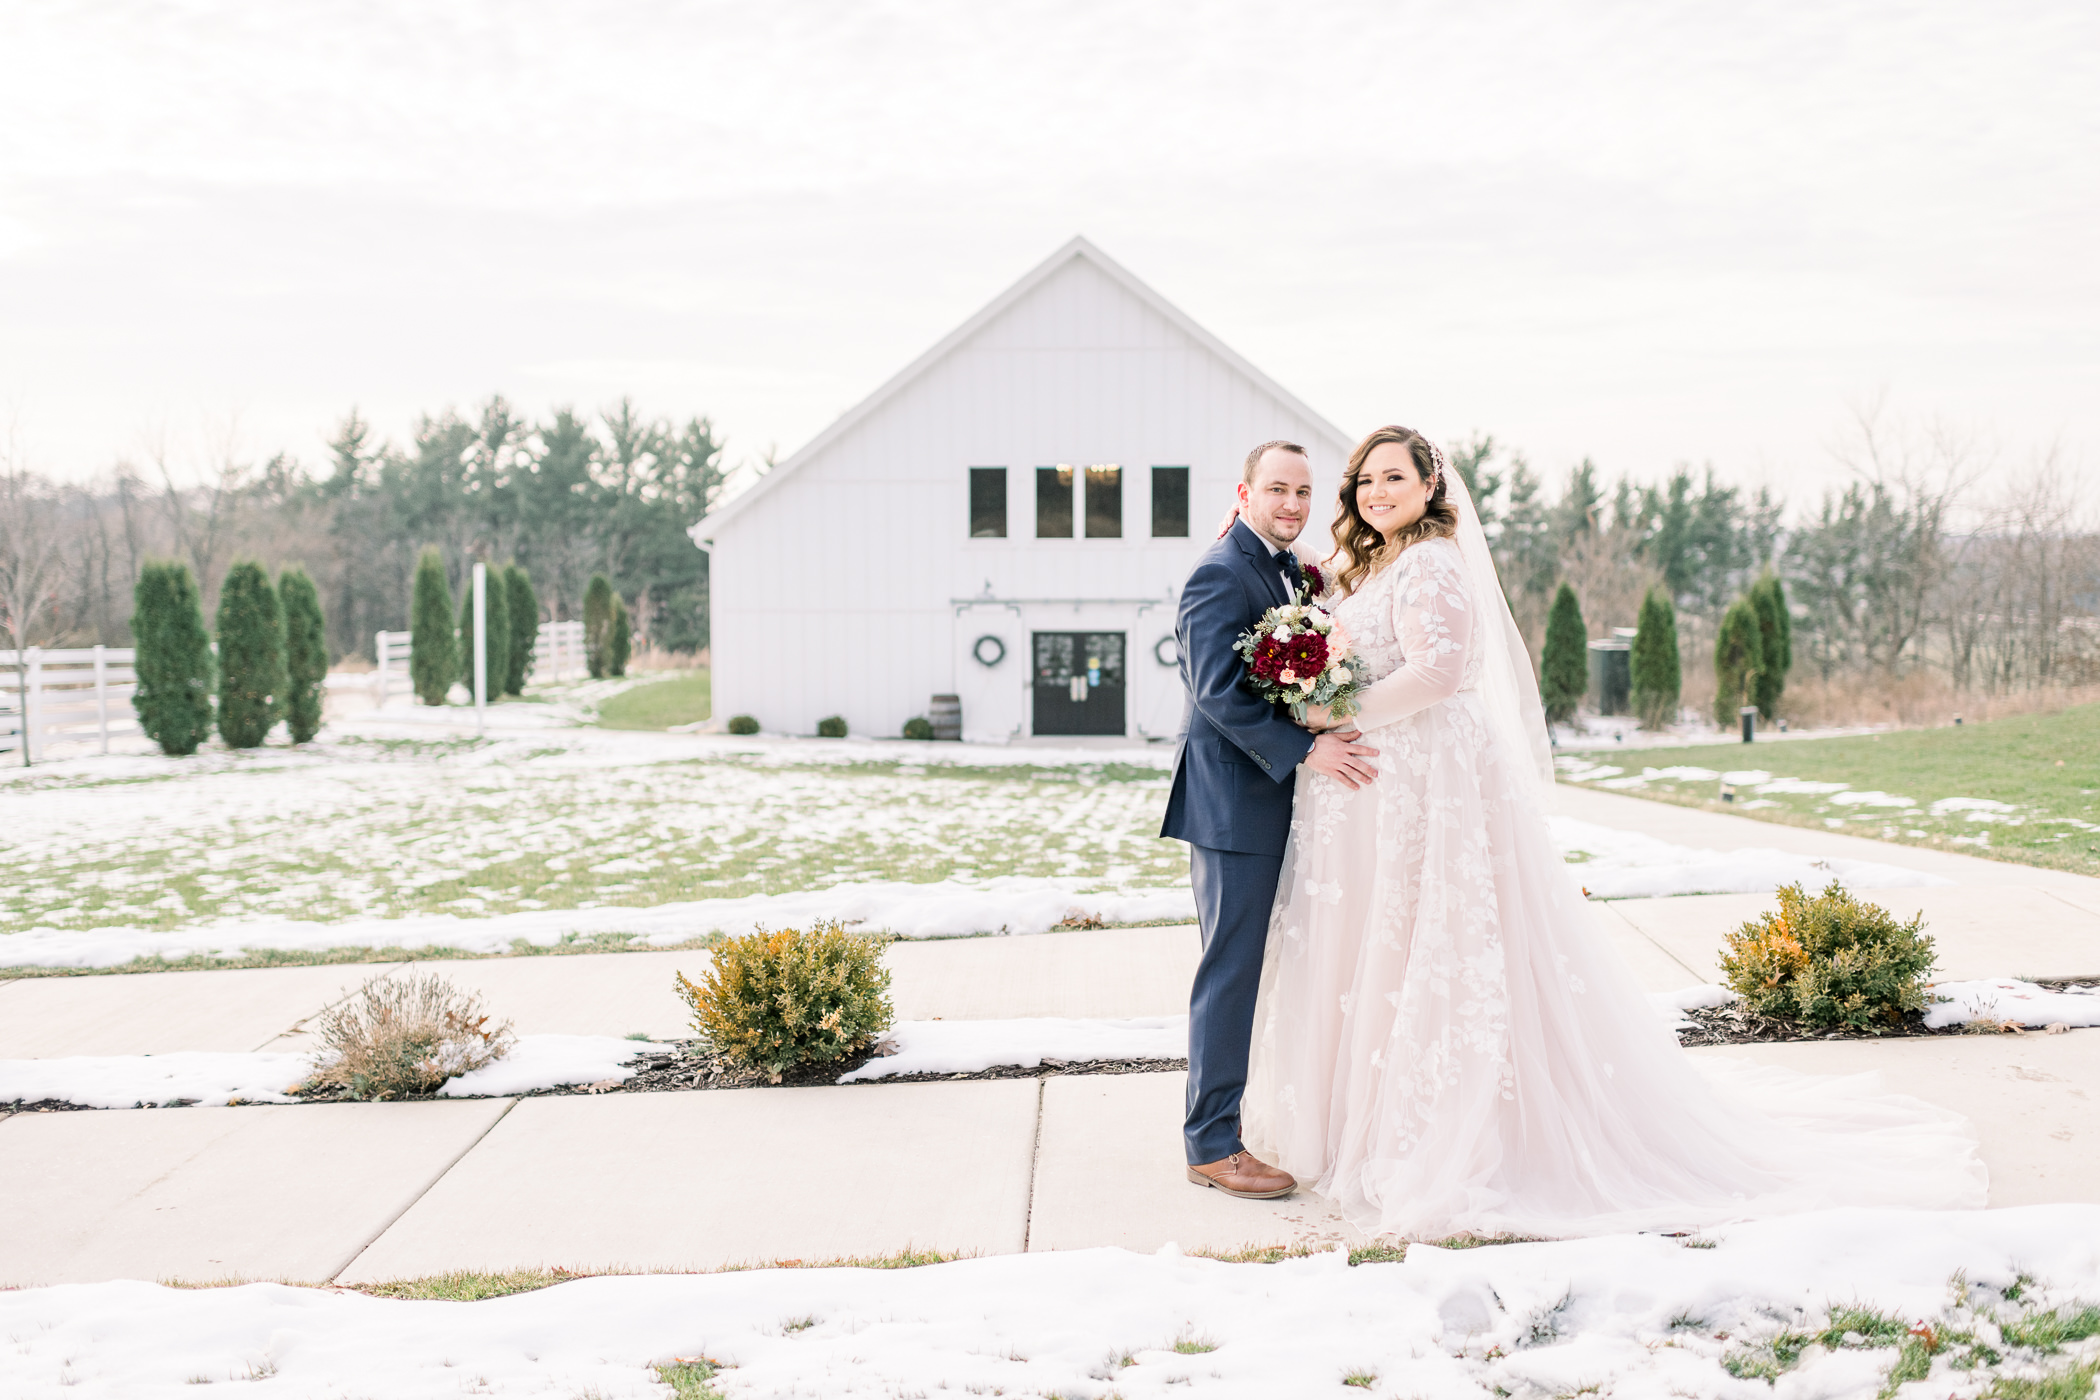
[691,236,1355,743]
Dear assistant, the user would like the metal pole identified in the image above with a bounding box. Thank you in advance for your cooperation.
[473,564,487,736]
[94,645,109,754]
[374,631,387,707]
[24,646,41,767]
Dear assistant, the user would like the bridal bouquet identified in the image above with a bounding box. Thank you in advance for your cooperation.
[1234,576,1362,724]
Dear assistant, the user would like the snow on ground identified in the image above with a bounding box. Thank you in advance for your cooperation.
[0,878,1201,969]
[0,1034,670,1108]
[1924,979,2100,1030]
[840,1016,1189,1082]
[5,1207,2098,1398]
[1551,816,1948,898]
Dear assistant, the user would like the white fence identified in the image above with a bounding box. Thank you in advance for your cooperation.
[0,647,140,762]
[370,619,589,703]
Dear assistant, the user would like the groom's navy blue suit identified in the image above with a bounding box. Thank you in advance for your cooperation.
[1160,519,1316,1165]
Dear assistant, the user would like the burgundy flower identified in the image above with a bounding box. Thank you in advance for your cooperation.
[1283,631,1328,676]
[1251,634,1290,682]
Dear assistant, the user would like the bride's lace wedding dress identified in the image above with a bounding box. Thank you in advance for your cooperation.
[1242,535,1987,1240]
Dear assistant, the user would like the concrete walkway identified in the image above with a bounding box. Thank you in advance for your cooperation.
[5,793,2100,1287]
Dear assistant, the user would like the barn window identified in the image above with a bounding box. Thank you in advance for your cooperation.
[1036,465,1074,537]
[969,467,1006,537]
[1084,465,1122,538]
[1151,466,1189,537]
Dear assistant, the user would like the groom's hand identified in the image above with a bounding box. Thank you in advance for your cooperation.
[1303,730,1379,789]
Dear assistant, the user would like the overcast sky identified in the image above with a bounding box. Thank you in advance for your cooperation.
[3,0,2095,505]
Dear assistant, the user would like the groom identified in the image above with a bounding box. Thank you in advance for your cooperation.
[1161,440,1381,1199]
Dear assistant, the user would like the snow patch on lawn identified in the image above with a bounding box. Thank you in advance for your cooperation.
[1548,817,1948,898]
[0,879,1201,970]
[4,1207,2098,1398]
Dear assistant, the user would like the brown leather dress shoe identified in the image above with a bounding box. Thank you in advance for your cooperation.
[1186,1150,1296,1199]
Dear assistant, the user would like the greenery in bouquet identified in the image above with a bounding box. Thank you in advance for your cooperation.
[1234,593,1362,723]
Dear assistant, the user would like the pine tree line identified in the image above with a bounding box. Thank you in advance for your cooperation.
[131,556,330,754]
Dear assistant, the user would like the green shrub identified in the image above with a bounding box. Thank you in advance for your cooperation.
[1629,587,1680,730]
[1539,581,1588,724]
[1749,572,1792,721]
[674,922,893,1081]
[454,565,510,698]
[131,559,216,756]
[1720,881,1936,1032]
[584,573,614,679]
[902,715,934,740]
[305,972,515,1101]
[1713,595,1766,727]
[409,548,457,705]
[215,559,286,749]
[816,715,847,738]
[278,566,327,744]
[502,564,538,695]
[728,714,760,735]
[610,594,631,677]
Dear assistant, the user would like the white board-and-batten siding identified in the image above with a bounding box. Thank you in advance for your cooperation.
[696,237,1354,742]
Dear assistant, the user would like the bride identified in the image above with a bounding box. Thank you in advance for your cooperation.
[1239,424,1987,1240]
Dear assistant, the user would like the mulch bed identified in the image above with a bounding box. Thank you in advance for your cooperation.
[612,1042,1188,1094]
[1672,1004,1966,1048]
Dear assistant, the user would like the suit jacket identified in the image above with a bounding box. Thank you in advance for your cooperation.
[1159,519,1316,855]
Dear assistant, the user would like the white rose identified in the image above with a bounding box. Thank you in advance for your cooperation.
[1271,625,1292,643]
[1332,668,1352,684]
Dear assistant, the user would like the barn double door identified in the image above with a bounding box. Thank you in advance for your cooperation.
[1032,632,1126,736]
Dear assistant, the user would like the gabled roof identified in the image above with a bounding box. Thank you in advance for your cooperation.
[690,234,1353,543]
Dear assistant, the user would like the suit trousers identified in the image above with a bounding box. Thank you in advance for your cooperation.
[1183,842,1285,1164]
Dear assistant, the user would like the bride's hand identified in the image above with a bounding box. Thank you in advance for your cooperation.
[1213,502,1241,539]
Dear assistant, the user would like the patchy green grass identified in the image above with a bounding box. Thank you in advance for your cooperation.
[1,738,1186,960]
[349,1265,617,1301]
[1560,702,2100,877]
[596,670,712,731]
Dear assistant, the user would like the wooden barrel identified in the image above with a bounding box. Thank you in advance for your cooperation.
[929,694,962,741]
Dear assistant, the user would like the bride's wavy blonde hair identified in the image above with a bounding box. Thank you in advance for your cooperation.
[1330,425,1458,596]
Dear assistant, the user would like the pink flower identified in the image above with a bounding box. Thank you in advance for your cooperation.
[1279,668,1298,684]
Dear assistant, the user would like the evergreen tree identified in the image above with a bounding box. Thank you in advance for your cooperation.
[453,565,510,698]
[278,566,327,744]
[132,560,216,756]
[1629,587,1681,730]
[609,594,631,677]
[410,547,457,705]
[504,564,538,695]
[215,559,286,749]
[583,573,614,679]
[1713,596,1768,728]
[1749,572,1792,719]
[1539,582,1589,724]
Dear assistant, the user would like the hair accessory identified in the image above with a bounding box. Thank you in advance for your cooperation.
[1425,437,1448,488]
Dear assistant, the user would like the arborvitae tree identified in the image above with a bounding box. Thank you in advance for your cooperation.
[1539,581,1589,725]
[454,565,510,698]
[1713,595,1768,728]
[482,567,510,700]
[132,560,216,756]
[278,566,328,744]
[410,547,457,705]
[1749,571,1792,720]
[215,559,287,749]
[609,593,631,677]
[583,573,615,679]
[503,564,538,695]
[1629,587,1682,730]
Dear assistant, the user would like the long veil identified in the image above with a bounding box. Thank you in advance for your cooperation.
[1434,450,1556,790]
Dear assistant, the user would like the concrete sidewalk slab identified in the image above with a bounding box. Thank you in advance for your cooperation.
[337,1079,1038,1282]
[1689,1029,2100,1208]
[1028,1072,1357,1256]
[887,926,1197,1020]
[1610,885,2100,984]
[0,962,409,1058]
[1590,904,1706,991]
[1551,782,2100,891]
[0,1098,512,1286]
[388,950,702,1041]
